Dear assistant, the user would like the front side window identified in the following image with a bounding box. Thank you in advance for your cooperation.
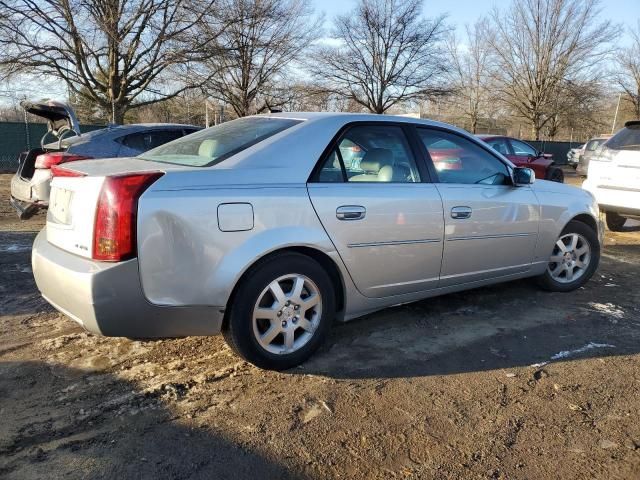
[510,139,537,156]
[314,125,421,183]
[418,128,510,185]
[139,117,301,167]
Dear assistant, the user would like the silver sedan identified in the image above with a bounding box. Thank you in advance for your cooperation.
[32,113,603,369]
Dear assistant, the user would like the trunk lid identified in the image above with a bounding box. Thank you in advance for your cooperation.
[21,99,81,138]
[45,158,187,258]
[588,149,640,191]
[46,175,105,258]
[607,150,640,189]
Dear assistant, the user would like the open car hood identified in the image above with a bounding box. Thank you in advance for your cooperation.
[21,99,81,137]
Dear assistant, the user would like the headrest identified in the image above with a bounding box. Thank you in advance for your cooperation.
[359,148,393,173]
[199,139,226,158]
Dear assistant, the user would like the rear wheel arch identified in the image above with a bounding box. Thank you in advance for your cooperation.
[222,246,345,330]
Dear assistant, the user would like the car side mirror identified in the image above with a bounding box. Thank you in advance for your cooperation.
[513,167,535,186]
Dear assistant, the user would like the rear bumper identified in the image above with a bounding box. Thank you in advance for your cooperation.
[583,181,640,218]
[10,171,50,219]
[32,230,223,338]
[10,196,44,220]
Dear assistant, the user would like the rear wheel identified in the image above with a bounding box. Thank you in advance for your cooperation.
[223,252,335,370]
[605,212,626,231]
[537,220,599,292]
[545,166,564,183]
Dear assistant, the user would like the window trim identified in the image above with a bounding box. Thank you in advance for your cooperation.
[508,138,537,157]
[308,121,433,184]
[413,126,515,186]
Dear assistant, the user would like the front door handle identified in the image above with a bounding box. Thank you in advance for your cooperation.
[451,206,472,219]
[336,205,366,221]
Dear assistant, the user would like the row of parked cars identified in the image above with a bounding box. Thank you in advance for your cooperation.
[14,99,611,370]
[10,100,201,219]
[567,125,640,231]
[11,100,568,220]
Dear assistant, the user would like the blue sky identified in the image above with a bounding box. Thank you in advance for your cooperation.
[314,0,639,43]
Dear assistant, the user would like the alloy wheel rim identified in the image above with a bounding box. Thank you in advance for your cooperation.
[547,233,591,283]
[252,274,322,355]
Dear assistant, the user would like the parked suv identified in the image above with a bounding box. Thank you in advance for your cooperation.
[10,99,200,219]
[582,121,640,231]
[576,135,611,177]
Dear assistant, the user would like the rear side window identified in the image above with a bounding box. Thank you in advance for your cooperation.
[418,128,510,185]
[485,138,510,155]
[314,125,421,183]
[139,117,301,166]
[122,129,185,152]
[606,125,640,151]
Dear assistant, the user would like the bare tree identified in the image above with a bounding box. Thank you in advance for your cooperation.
[0,0,216,124]
[616,22,640,119]
[488,0,619,139]
[311,0,449,114]
[446,19,493,133]
[197,0,320,118]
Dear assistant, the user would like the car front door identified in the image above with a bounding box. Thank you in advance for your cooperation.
[307,123,444,298]
[508,138,538,165]
[417,127,540,287]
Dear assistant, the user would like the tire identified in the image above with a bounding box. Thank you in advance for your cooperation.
[605,212,626,232]
[222,252,335,370]
[545,166,564,183]
[536,220,600,292]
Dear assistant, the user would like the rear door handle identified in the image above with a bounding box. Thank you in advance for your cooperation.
[451,206,472,219]
[336,205,366,221]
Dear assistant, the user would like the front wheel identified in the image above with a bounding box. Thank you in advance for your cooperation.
[223,252,335,370]
[605,212,626,231]
[536,220,600,292]
[545,166,564,183]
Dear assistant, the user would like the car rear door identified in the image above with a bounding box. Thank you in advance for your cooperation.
[307,123,444,298]
[417,127,540,287]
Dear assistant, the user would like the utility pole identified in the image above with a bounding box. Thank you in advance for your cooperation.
[611,92,622,134]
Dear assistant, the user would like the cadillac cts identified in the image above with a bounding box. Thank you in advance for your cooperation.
[32,113,603,370]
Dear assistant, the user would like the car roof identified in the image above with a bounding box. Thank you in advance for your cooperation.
[264,111,471,135]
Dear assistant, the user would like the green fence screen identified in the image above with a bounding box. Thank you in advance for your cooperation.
[0,121,104,172]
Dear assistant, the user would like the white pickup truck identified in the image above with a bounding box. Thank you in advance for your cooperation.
[583,121,640,231]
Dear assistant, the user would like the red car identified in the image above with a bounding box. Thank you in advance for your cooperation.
[477,135,564,183]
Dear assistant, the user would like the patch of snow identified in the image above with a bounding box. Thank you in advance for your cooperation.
[551,342,616,360]
[0,243,31,253]
[588,302,625,319]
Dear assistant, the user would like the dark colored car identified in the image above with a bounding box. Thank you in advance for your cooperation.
[477,135,564,183]
[10,99,201,219]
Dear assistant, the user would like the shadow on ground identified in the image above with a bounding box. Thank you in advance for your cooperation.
[297,245,640,380]
[0,361,302,480]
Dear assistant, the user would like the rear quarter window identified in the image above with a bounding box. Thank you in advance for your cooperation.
[606,125,640,151]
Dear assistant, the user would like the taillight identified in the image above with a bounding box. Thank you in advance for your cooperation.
[35,152,91,169]
[51,165,86,177]
[92,172,163,262]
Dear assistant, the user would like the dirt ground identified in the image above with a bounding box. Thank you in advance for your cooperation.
[1,171,639,479]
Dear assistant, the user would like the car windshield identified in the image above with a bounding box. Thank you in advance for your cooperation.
[606,125,640,151]
[138,116,302,166]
